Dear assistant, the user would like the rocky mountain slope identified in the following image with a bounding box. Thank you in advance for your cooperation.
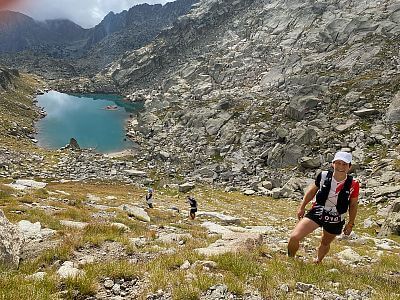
[0,0,198,78]
[86,1,198,48]
[91,0,400,191]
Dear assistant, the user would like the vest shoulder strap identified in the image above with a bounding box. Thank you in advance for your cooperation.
[323,170,333,185]
[343,175,353,192]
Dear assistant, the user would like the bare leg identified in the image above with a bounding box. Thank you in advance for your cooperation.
[316,230,337,263]
[288,218,320,257]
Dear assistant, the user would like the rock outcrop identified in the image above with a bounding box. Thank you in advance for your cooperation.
[0,210,22,267]
[386,92,400,123]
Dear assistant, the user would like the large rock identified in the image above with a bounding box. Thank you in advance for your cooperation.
[386,92,400,123]
[205,112,232,136]
[197,212,241,225]
[178,182,195,193]
[68,138,80,150]
[372,185,400,198]
[195,231,263,256]
[334,120,358,133]
[260,67,285,88]
[60,220,88,229]
[353,109,379,117]
[267,143,303,168]
[57,261,85,279]
[18,220,56,240]
[292,126,320,145]
[336,248,363,264]
[286,96,319,121]
[192,167,217,179]
[379,212,400,236]
[280,176,313,197]
[378,200,400,237]
[6,179,47,190]
[283,146,304,166]
[201,221,234,235]
[201,284,230,299]
[299,156,321,169]
[0,210,22,267]
[120,204,150,222]
[157,233,192,244]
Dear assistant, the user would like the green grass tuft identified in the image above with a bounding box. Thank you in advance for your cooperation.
[0,273,58,300]
[213,252,261,280]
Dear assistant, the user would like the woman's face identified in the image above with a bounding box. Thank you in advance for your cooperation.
[332,160,351,174]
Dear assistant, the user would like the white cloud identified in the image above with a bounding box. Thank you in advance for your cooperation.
[14,0,172,28]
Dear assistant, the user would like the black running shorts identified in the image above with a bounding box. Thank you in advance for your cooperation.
[305,207,345,235]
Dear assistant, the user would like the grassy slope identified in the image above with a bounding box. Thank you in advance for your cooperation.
[0,73,40,149]
[0,181,399,300]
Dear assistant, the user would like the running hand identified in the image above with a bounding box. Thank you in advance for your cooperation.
[297,207,305,220]
[343,223,353,235]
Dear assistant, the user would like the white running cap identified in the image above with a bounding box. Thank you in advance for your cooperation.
[332,151,352,164]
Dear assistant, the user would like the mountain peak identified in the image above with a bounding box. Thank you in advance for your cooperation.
[0,10,34,26]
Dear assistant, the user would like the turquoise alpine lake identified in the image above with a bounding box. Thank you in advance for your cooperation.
[35,91,143,153]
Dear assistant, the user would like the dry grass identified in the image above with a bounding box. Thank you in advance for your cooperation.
[0,272,58,300]
[1,179,399,300]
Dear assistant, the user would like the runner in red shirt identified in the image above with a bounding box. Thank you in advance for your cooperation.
[287,151,360,263]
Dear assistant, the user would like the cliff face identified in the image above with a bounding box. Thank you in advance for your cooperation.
[100,0,400,186]
[81,0,198,72]
[0,67,19,92]
[85,0,196,47]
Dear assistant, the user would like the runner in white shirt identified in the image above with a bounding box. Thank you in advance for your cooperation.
[287,151,360,263]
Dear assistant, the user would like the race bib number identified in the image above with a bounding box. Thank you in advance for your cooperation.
[322,210,341,223]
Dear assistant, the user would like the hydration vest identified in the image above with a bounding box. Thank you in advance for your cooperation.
[188,197,197,209]
[315,170,353,214]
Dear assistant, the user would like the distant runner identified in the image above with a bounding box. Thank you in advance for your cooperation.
[187,195,197,220]
[146,188,154,208]
[287,151,360,263]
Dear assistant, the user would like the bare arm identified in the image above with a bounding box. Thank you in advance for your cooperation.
[343,197,358,235]
[297,184,319,219]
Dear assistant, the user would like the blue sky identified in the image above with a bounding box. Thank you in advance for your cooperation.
[15,0,171,28]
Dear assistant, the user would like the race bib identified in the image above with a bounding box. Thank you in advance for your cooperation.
[322,210,341,224]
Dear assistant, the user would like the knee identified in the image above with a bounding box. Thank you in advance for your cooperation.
[289,232,302,243]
